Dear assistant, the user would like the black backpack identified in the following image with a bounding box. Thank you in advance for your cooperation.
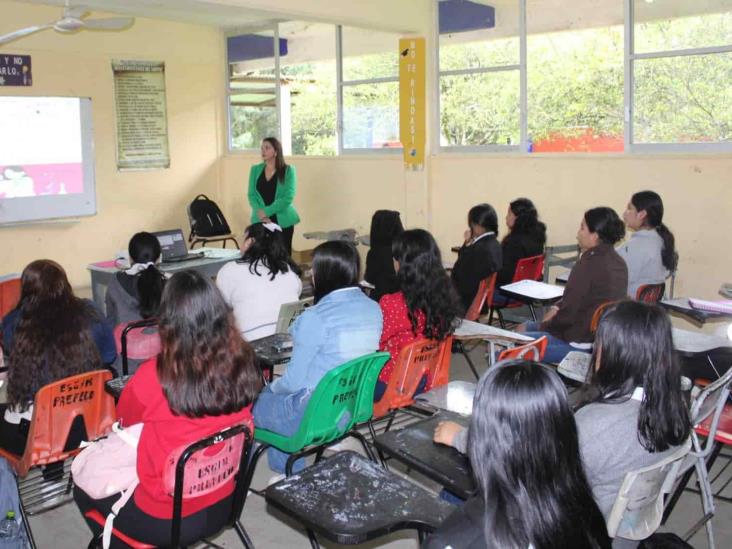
[187,194,231,239]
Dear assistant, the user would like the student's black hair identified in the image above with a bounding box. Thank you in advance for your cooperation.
[584,207,625,245]
[507,197,547,245]
[262,137,288,183]
[469,361,611,549]
[369,210,404,248]
[311,241,360,304]
[392,229,461,341]
[581,300,691,452]
[468,203,499,236]
[239,223,300,280]
[128,232,166,319]
[631,191,678,272]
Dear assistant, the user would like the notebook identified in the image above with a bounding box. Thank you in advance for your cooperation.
[153,229,205,263]
[688,298,732,315]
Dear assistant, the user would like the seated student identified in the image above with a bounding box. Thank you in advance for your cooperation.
[105,232,166,327]
[575,301,690,525]
[375,229,461,402]
[518,207,627,364]
[426,361,611,549]
[74,271,262,547]
[216,222,302,340]
[451,203,502,312]
[0,260,116,455]
[364,210,404,302]
[253,241,382,474]
[617,191,677,299]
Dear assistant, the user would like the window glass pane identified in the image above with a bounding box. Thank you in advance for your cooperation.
[279,22,336,155]
[527,1,624,152]
[634,2,732,54]
[439,0,519,70]
[342,26,399,81]
[440,70,519,146]
[229,104,278,150]
[343,82,400,149]
[634,52,732,144]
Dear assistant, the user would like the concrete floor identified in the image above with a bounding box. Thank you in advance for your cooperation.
[26,343,732,549]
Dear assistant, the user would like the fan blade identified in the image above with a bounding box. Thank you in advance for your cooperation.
[0,24,52,45]
[81,17,134,31]
[64,5,89,19]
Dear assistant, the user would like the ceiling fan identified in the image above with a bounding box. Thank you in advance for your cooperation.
[0,1,135,45]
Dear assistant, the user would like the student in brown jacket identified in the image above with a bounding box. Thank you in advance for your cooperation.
[518,207,627,363]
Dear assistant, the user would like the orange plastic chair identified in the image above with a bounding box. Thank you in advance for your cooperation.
[114,318,161,375]
[636,283,665,304]
[464,273,497,322]
[590,301,618,334]
[0,275,21,318]
[489,254,545,328]
[497,336,548,362]
[373,338,451,419]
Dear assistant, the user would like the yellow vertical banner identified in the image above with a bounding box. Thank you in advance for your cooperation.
[399,37,425,169]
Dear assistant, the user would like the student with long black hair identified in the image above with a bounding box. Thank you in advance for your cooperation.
[364,210,404,302]
[498,197,547,285]
[617,191,677,298]
[427,361,611,549]
[252,241,382,474]
[575,301,690,521]
[451,203,502,312]
[375,229,461,401]
[105,232,166,326]
[217,222,302,340]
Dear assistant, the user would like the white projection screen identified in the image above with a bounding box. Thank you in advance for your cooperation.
[0,96,96,224]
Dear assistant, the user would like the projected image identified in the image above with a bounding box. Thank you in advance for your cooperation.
[0,97,84,199]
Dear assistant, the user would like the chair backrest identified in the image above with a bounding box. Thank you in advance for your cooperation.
[276,297,314,334]
[606,439,692,540]
[165,423,253,548]
[289,352,390,449]
[590,300,617,334]
[0,275,21,318]
[511,254,545,283]
[373,338,451,419]
[465,273,497,322]
[13,370,116,477]
[497,336,548,362]
[689,367,732,458]
[430,335,454,389]
[542,244,580,282]
[636,283,666,304]
[115,319,161,376]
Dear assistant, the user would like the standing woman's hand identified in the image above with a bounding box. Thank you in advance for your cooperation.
[257,209,271,223]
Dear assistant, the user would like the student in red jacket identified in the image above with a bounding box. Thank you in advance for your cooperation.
[74,271,262,547]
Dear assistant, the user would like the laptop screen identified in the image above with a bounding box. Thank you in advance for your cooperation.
[153,229,188,260]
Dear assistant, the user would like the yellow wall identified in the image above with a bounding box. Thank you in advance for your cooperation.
[0,1,223,290]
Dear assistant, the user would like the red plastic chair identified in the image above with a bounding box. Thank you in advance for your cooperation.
[489,254,545,328]
[497,336,548,362]
[465,273,497,322]
[0,275,21,318]
[114,318,161,375]
[636,283,665,304]
[85,422,255,549]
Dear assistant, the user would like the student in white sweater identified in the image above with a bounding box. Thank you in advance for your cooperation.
[616,191,678,299]
[216,222,302,340]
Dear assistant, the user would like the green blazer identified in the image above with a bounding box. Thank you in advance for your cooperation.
[247,162,300,229]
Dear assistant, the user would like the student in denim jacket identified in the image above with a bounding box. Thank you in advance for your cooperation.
[253,241,382,474]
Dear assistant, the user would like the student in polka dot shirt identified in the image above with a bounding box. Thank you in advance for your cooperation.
[374,229,462,402]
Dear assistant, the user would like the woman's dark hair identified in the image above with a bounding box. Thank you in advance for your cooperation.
[584,207,626,245]
[631,191,678,272]
[157,271,261,417]
[507,197,547,244]
[468,203,499,236]
[128,232,165,318]
[469,361,610,549]
[7,260,102,410]
[239,223,300,280]
[582,301,690,452]
[369,210,404,248]
[263,136,288,183]
[392,229,461,341]
[311,241,360,303]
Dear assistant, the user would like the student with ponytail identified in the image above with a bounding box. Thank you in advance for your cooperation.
[105,232,166,326]
[618,191,678,299]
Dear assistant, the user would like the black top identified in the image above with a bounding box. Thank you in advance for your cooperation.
[451,234,502,312]
[365,246,399,302]
[256,169,278,224]
[423,496,486,549]
[498,231,545,285]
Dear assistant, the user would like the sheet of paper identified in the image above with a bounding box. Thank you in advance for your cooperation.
[500,279,564,300]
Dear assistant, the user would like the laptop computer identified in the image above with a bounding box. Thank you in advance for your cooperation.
[153,229,205,263]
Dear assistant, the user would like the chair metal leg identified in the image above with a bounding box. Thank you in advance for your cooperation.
[307,528,320,549]
[349,430,378,463]
[234,520,255,549]
[682,456,717,548]
[457,341,480,380]
[496,309,506,329]
[528,304,538,322]
[243,443,270,496]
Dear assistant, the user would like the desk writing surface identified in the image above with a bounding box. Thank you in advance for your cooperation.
[414,381,476,415]
[454,319,534,343]
[672,328,732,355]
[660,298,732,324]
[500,279,564,301]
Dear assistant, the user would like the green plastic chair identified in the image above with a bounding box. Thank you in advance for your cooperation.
[249,351,390,476]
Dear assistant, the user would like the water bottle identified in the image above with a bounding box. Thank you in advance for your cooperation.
[0,511,18,538]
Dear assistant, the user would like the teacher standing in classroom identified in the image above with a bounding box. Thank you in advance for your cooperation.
[247,137,300,254]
